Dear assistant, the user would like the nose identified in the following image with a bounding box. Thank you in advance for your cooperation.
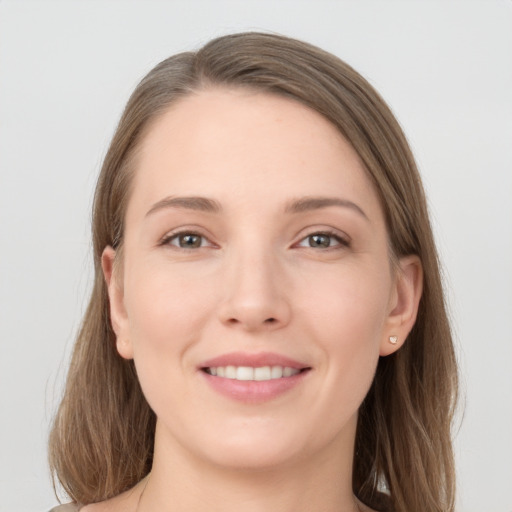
[218,247,291,332]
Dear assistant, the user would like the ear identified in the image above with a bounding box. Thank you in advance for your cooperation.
[380,255,423,356]
[101,246,134,360]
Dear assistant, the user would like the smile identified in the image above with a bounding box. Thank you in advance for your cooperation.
[199,352,311,402]
[203,365,302,381]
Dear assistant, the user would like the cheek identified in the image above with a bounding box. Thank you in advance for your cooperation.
[121,261,216,414]
[299,264,391,399]
[301,261,391,343]
[123,260,217,359]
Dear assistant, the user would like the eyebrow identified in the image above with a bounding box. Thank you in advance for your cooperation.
[145,195,368,221]
[284,196,369,221]
[145,196,222,217]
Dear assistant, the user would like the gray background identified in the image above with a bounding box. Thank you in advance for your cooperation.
[0,1,511,511]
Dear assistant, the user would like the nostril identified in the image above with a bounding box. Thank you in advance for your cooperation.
[221,313,286,331]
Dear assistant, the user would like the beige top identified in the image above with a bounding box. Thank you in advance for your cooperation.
[49,505,79,512]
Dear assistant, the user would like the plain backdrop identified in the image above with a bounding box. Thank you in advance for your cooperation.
[0,1,511,511]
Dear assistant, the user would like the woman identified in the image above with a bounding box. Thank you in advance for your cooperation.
[48,32,458,512]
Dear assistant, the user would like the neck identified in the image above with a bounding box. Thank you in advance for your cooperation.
[138,419,360,512]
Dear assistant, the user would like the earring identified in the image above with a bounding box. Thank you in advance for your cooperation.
[389,335,398,345]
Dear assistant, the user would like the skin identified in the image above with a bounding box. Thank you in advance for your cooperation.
[92,88,422,512]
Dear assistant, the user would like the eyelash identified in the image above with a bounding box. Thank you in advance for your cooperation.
[159,229,351,251]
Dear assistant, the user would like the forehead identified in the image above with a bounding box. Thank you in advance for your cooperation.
[127,87,382,221]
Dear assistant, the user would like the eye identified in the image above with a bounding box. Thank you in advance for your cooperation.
[161,231,210,249]
[297,231,349,249]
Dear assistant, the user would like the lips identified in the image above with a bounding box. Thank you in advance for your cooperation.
[201,351,308,370]
[199,352,311,403]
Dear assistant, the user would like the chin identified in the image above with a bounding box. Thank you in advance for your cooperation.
[206,440,302,472]
[179,419,312,472]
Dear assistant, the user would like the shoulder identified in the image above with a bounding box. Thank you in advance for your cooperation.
[48,505,80,512]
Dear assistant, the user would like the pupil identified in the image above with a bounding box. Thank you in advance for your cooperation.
[310,234,330,247]
[180,234,201,248]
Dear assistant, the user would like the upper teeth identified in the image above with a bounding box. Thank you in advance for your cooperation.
[206,365,300,381]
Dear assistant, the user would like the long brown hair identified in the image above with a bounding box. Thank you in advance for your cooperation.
[49,32,458,512]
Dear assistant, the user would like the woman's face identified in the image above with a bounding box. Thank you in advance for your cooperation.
[104,88,419,470]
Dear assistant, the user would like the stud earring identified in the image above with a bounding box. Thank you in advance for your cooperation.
[389,335,398,345]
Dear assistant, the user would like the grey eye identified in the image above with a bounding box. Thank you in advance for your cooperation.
[176,233,203,248]
[297,232,348,249]
[308,234,333,248]
[161,230,216,250]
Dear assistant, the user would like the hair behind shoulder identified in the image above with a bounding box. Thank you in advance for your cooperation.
[49,31,458,512]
